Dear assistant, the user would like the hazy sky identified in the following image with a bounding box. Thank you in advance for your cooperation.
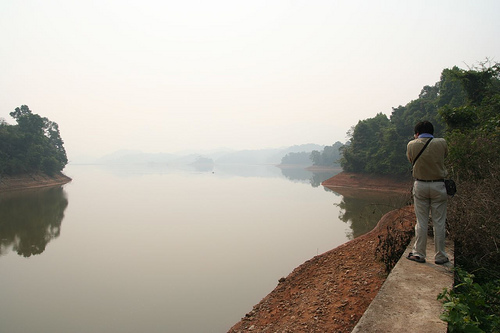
[1,1,499,160]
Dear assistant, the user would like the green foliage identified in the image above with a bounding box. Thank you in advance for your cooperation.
[340,62,498,178]
[442,62,500,278]
[440,105,479,131]
[337,61,500,329]
[281,151,312,166]
[280,143,344,167]
[445,129,500,180]
[340,113,407,174]
[437,67,468,109]
[0,105,68,176]
[439,62,500,181]
[310,141,343,167]
[438,269,500,333]
[438,61,500,331]
[340,76,451,175]
[446,164,500,281]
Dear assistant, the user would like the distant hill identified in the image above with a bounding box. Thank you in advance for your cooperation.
[214,144,325,165]
[97,150,178,165]
[86,144,326,166]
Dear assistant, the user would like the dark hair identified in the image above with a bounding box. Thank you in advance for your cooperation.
[414,121,434,135]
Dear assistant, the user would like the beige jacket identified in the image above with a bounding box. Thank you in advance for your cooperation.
[407,137,448,180]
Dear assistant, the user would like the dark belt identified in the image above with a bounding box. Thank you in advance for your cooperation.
[415,179,445,182]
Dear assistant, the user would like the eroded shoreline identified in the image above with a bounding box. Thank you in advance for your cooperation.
[0,172,72,192]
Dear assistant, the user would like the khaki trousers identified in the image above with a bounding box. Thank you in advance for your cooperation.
[412,180,448,261]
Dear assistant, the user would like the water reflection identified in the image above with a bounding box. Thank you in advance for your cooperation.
[0,186,68,257]
[98,162,284,178]
[335,189,410,239]
[0,165,410,333]
[213,163,283,178]
[279,167,341,188]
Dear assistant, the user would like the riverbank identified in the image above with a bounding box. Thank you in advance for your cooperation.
[0,172,72,192]
[228,206,415,332]
[228,172,415,332]
[322,171,412,194]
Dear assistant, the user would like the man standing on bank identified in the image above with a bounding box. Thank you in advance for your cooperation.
[406,121,450,265]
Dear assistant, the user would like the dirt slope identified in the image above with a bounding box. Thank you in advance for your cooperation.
[228,172,414,332]
[0,172,72,192]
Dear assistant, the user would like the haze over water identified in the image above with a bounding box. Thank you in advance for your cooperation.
[2,1,498,159]
[0,164,406,332]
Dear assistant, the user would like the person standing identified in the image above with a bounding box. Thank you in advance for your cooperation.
[406,121,450,265]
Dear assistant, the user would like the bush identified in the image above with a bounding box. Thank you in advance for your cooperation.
[439,62,500,331]
[445,129,500,181]
[446,165,500,281]
[438,268,500,333]
[375,208,415,273]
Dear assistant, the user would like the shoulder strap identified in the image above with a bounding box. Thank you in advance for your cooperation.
[412,138,433,166]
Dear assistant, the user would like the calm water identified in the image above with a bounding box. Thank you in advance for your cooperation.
[0,164,406,333]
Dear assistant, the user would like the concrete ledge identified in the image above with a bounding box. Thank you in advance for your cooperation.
[352,237,454,333]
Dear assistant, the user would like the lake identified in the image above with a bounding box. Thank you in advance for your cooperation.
[0,164,407,333]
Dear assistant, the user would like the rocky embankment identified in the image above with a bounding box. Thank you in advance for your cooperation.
[228,172,413,333]
[0,172,72,192]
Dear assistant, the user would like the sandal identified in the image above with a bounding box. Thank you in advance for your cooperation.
[435,258,450,265]
[406,253,426,263]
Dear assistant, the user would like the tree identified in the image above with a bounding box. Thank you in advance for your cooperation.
[437,63,500,330]
[0,105,68,176]
[340,69,462,175]
[439,62,500,180]
[309,142,343,167]
[340,113,393,174]
[281,151,312,166]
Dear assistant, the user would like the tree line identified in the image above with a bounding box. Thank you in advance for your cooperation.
[0,105,68,176]
[280,141,344,167]
[438,62,500,332]
[341,61,500,331]
[339,66,472,175]
[340,61,500,270]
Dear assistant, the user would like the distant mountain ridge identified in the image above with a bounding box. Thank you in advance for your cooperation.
[87,144,326,166]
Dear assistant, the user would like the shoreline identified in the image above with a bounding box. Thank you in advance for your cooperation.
[322,171,412,194]
[0,172,72,192]
[275,164,342,172]
[3,169,415,332]
[228,206,415,332]
[228,172,415,332]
